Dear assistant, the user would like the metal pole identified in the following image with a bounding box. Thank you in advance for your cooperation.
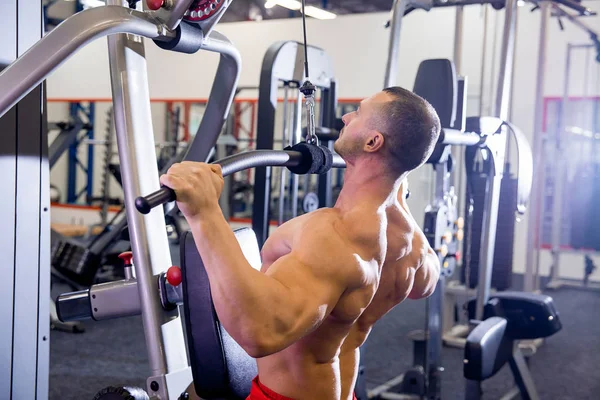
[584,45,591,98]
[222,106,235,219]
[508,7,518,123]
[474,0,517,320]
[479,5,489,116]
[384,0,410,88]
[291,92,302,217]
[525,0,549,292]
[278,86,290,225]
[454,6,464,73]
[453,5,466,234]
[550,44,572,283]
[488,11,500,116]
[475,165,503,321]
[106,1,190,398]
[494,0,518,120]
[0,1,49,397]
[217,133,230,220]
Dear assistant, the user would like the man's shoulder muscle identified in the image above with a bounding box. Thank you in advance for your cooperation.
[293,210,354,257]
[289,210,370,284]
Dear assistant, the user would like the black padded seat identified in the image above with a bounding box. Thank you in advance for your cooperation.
[181,228,261,400]
[466,291,562,340]
[464,317,512,381]
[464,292,563,384]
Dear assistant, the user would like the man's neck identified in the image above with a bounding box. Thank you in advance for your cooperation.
[335,159,407,213]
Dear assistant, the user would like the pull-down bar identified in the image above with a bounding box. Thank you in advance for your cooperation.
[136,131,482,214]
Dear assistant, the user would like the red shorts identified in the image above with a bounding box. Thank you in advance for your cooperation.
[246,376,358,400]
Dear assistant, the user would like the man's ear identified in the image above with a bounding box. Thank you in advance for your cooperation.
[364,131,385,153]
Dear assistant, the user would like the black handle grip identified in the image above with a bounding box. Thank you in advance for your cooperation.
[135,187,176,214]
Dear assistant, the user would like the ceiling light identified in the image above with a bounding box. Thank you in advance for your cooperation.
[264,0,336,20]
[66,0,105,8]
[265,0,300,10]
[304,5,336,19]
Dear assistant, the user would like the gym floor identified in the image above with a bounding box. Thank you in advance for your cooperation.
[49,245,600,400]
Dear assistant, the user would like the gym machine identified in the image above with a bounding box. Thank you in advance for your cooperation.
[444,1,598,367]
[366,58,471,400]
[528,4,600,293]
[251,40,338,247]
[1,1,348,398]
[462,291,561,400]
[0,1,49,398]
[0,0,242,398]
[48,116,89,172]
[358,0,563,399]
[365,58,536,400]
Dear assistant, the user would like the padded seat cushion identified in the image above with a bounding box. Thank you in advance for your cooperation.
[464,317,512,381]
[181,228,261,399]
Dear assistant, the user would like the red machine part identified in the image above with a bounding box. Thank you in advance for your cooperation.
[183,0,225,22]
[118,251,134,266]
[166,266,183,287]
[146,0,164,10]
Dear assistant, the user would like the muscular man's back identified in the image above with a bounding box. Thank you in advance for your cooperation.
[257,188,435,400]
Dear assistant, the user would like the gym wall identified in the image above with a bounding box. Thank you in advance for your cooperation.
[48,101,169,215]
[45,3,600,281]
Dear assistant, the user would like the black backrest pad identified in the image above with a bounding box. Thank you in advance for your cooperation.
[466,291,562,340]
[181,228,261,399]
[413,59,457,130]
[464,317,512,381]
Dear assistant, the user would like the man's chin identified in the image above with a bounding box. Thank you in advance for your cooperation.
[333,142,342,156]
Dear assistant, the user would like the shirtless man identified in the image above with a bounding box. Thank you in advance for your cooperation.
[161,87,442,400]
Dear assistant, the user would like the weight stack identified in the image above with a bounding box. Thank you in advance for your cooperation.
[461,174,518,290]
[51,231,101,287]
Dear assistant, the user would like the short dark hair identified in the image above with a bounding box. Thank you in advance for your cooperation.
[374,87,441,174]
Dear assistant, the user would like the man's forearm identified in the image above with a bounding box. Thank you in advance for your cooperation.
[188,211,292,354]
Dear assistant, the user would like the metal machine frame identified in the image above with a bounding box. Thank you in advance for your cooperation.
[370,121,532,400]
[383,0,523,318]
[251,41,337,247]
[544,41,600,293]
[524,2,600,292]
[523,0,600,294]
[0,1,49,398]
[369,0,534,398]
[1,0,582,399]
[0,1,240,398]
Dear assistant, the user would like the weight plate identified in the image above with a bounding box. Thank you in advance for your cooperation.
[302,192,319,213]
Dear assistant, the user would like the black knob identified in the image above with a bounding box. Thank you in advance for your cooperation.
[135,187,177,214]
